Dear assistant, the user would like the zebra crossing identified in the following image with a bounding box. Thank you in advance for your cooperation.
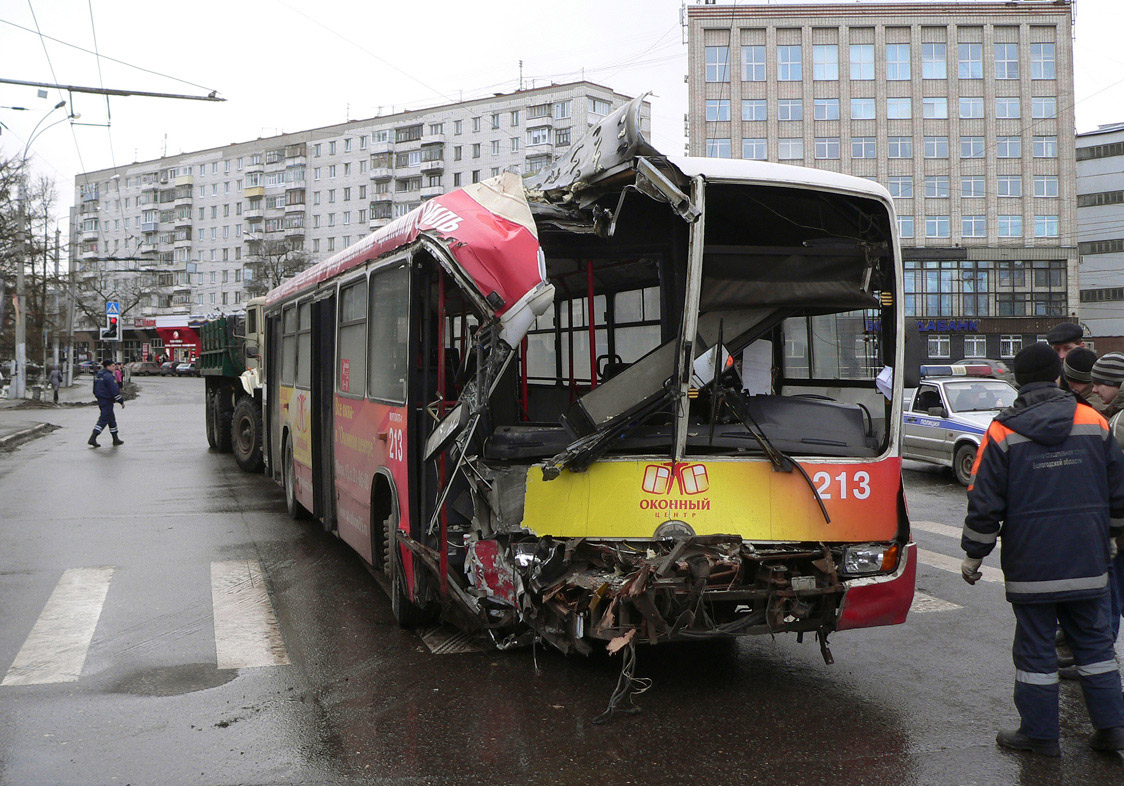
[1,559,290,687]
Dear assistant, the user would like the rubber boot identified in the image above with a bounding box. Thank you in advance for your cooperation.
[111,434,124,446]
[88,430,99,448]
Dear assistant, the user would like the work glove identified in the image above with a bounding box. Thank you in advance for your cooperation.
[1112,536,1120,560]
[961,557,983,585]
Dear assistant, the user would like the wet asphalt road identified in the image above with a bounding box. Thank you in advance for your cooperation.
[0,378,1122,786]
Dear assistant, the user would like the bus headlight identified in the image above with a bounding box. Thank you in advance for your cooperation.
[841,543,900,575]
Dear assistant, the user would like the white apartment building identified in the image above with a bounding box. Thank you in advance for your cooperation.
[686,1,1076,363]
[71,82,645,333]
[1077,122,1124,354]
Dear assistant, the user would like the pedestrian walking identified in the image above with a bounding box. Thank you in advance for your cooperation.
[113,362,124,387]
[1062,348,1106,412]
[48,366,62,405]
[88,360,125,448]
[962,343,1124,756]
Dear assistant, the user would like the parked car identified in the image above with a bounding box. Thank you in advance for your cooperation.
[77,360,99,374]
[174,362,198,377]
[902,375,1019,485]
[130,361,163,376]
[955,357,1013,383]
[159,361,179,376]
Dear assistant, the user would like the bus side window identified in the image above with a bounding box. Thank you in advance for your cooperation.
[337,279,368,396]
[281,305,297,384]
[296,301,312,388]
[368,265,410,403]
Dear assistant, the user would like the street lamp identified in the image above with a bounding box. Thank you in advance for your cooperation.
[12,100,71,399]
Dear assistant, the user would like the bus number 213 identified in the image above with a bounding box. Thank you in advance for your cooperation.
[387,428,404,461]
[812,470,871,500]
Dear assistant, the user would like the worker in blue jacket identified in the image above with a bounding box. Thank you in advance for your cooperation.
[962,343,1124,756]
[89,359,124,447]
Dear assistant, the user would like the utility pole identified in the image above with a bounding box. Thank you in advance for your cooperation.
[14,177,27,399]
[52,228,61,374]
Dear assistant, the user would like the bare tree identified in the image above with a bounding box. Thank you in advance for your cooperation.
[244,238,308,297]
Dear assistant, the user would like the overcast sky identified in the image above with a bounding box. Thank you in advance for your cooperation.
[2,0,1122,246]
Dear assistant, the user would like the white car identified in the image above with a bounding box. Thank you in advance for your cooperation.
[902,376,1019,485]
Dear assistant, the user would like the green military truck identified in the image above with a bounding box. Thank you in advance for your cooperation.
[199,297,266,472]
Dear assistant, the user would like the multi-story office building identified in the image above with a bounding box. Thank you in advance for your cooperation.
[686,1,1076,363]
[1077,122,1124,354]
[70,81,644,358]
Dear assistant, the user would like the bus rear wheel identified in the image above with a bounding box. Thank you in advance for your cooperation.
[384,513,427,628]
[232,397,264,473]
[283,439,309,520]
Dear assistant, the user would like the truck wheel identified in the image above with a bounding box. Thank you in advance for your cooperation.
[954,444,977,487]
[214,386,233,453]
[204,390,217,449]
[232,397,264,473]
[384,513,427,628]
[283,438,309,520]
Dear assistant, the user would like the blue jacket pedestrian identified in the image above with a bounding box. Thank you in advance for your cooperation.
[89,361,124,447]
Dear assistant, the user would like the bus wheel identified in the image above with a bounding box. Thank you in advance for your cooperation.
[232,397,264,473]
[384,513,427,628]
[284,438,308,520]
[214,387,233,453]
[953,444,977,487]
[204,389,217,449]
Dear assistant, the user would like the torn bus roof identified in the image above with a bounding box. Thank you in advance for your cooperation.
[265,172,552,344]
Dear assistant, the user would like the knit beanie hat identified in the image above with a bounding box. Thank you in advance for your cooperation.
[1063,347,1098,383]
[1012,343,1061,386]
[1091,352,1124,387]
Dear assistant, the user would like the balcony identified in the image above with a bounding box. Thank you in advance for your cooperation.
[369,139,394,155]
[137,242,158,255]
[244,206,265,220]
[141,221,160,233]
[370,167,393,181]
[79,246,100,260]
[174,174,194,187]
[174,192,192,206]
[285,227,305,239]
[421,130,445,145]
[173,237,192,248]
[243,186,265,198]
[421,158,444,174]
[369,216,390,230]
[79,225,99,238]
[174,214,192,228]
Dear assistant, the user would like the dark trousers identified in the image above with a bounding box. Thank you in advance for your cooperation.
[52,387,58,404]
[1012,595,1124,740]
[1110,555,1124,640]
[94,398,117,434]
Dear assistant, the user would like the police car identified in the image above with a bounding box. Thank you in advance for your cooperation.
[903,365,1019,486]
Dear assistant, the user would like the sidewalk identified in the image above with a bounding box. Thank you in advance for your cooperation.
[0,380,97,411]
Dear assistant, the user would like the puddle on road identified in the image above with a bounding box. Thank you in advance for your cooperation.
[109,663,238,697]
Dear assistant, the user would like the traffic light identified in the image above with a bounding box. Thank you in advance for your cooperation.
[100,315,120,341]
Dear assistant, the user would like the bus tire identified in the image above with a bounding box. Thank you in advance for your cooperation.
[214,385,233,453]
[232,396,264,473]
[953,443,976,487]
[204,389,217,449]
[283,437,309,520]
[384,513,427,628]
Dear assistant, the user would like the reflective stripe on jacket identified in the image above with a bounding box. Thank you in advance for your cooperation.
[963,382,1124,604]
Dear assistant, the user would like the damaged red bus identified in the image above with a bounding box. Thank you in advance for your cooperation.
[262,96,915,661]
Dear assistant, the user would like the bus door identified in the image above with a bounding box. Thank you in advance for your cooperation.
[312,293,337,528]
[266,312,283,482]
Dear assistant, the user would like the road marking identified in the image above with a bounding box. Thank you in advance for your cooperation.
[911,519,966,541]
[210,560,290,670]
[2,567,114,686]
[910,591,962,613]
[916,548,1003,584]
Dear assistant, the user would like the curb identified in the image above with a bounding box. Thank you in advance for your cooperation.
[0,423,58,451]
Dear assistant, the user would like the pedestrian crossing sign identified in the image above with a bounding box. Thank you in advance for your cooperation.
[106,301,120,316]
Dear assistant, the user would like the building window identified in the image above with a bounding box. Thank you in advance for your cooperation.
[960,136,985,158]
[922,97,948,119]
[928,334,951,358]
[1000,335,1022,358]
[995,43,1019,80]
[888,137,912,158]
[1033,136,1058,158]
[852,137,876,159]
[555,128,571,146]
[1031,43,1056,80]
[851,98,875,119]
[1034,215,1059,238]
[964,335,987,356]
[887,97,911,119]
[813,44,838,80]
[742,138,766,160]
[814,98,839,120]
[996,97,1021,118]
[490,139,500,155]
[555,100,572,120]
[472,143,481,157]
[850,43,874,80]
[886,44,910,80]
[743,45,766,81]
[742,99,766,121]
[1034,175,1059,198]
[925,176,950,198]
[776,45,803,82]
[706,138,731,158]
[778,99,802,121]
[1032,97,1057,119]
[705,46,730,82]
[998,215,1023,237]
[959,97,983,119]
[889,176,914,198]
[996,136,1021,158]
[922,43,947,79]
[961,176,985,198]
[958,42,982,79]
[706,99,731,121]
[925,215,950,238]
[897,215,915,238]
[778,138,803,160]
[510,137,520,152]
[924,136,949,159]
[962,215,986,238]
[998,175,1022,198]
[814,137,839,160]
